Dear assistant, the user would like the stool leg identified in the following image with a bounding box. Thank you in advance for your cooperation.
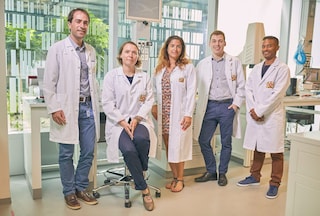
[124,182,131,208]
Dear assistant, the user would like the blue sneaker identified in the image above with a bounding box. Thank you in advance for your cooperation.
[266,185,279,199]
[237,176,260,187]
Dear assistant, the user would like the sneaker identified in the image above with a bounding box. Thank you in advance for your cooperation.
[266,185,279,199]
[237,176,260,187]
[76,190,98,205]
[65,194,81,210]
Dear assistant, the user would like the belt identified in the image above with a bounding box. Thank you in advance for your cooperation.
[209,98,233,104]
[79,96,91,102]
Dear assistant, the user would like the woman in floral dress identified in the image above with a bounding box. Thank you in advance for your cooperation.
[152,36,196,192]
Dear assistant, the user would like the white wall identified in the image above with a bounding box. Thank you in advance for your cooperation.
[217,0,282,56]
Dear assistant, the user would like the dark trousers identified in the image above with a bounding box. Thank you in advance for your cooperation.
[198,100,235,174]
[250,150,284,187]
[119,124,150,190]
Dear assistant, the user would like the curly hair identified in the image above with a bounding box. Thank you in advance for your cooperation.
[154,35,190,74]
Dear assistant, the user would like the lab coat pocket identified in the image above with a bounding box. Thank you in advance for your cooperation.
[176,76,187,92]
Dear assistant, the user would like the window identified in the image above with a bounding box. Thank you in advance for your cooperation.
[5,0,109,132]
[5,0,209,132]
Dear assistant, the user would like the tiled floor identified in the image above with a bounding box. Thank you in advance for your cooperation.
[0,155,288,216]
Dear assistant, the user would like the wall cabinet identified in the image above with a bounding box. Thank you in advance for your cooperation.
[285,131,320,216]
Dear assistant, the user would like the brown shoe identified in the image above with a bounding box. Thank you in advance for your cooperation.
[65,194,81,210]
[76,190,98,205]
[142,190,154,211]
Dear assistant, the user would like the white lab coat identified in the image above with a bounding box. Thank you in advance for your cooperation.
[153,63,196,163]
[193,54,246,140]
[243,58,290,153]
[102,67,157,163]
[43,37,100,144]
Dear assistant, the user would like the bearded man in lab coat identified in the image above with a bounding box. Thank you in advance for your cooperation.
[43,8,100,210]
[237,36,290,199]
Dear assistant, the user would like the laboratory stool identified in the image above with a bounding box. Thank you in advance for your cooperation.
[286,110,314,133]
[92,164,161,208]
[285,107,314,149]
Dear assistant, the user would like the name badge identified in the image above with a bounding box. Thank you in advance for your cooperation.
[179,77,185,82]
[266,81,274,88]
[139,91,146,102]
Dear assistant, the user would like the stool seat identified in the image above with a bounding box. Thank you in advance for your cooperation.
[286,111,314,126]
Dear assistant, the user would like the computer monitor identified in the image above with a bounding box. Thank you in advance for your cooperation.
[126,0,162,23]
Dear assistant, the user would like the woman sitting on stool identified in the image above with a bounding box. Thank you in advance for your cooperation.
[102,41,157,211]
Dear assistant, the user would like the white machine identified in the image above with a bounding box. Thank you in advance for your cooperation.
[126,0,162,73]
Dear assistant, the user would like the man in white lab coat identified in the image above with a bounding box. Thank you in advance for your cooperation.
[237,36,290,199]
[43,8,100,210]
[193,30,245,186]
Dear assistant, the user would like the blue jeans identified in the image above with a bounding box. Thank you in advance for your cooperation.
[59,101,96,196]
[198,100,235,174]
[119,124,150,191]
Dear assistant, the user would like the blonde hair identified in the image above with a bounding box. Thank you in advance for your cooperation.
[154,35,190,74]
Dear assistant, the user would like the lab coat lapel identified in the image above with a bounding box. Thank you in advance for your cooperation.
[131,72,144,95]
[225,55,234,89]
[65,38,80,60]
[202,57,212,85]
[258,62,268,85]
[85,43,92,67]
[116,67,131,86]
[261,66,273,82]
[260,59,279,83]
[132,71,143,86]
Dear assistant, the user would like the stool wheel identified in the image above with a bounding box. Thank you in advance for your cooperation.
[125,201,132,208]
[92,191,100,198]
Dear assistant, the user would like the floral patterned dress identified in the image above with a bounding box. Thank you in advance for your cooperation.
[161,69,171,135]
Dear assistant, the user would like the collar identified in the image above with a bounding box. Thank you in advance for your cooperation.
[68,36,85,51]
[211,53,225,62]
